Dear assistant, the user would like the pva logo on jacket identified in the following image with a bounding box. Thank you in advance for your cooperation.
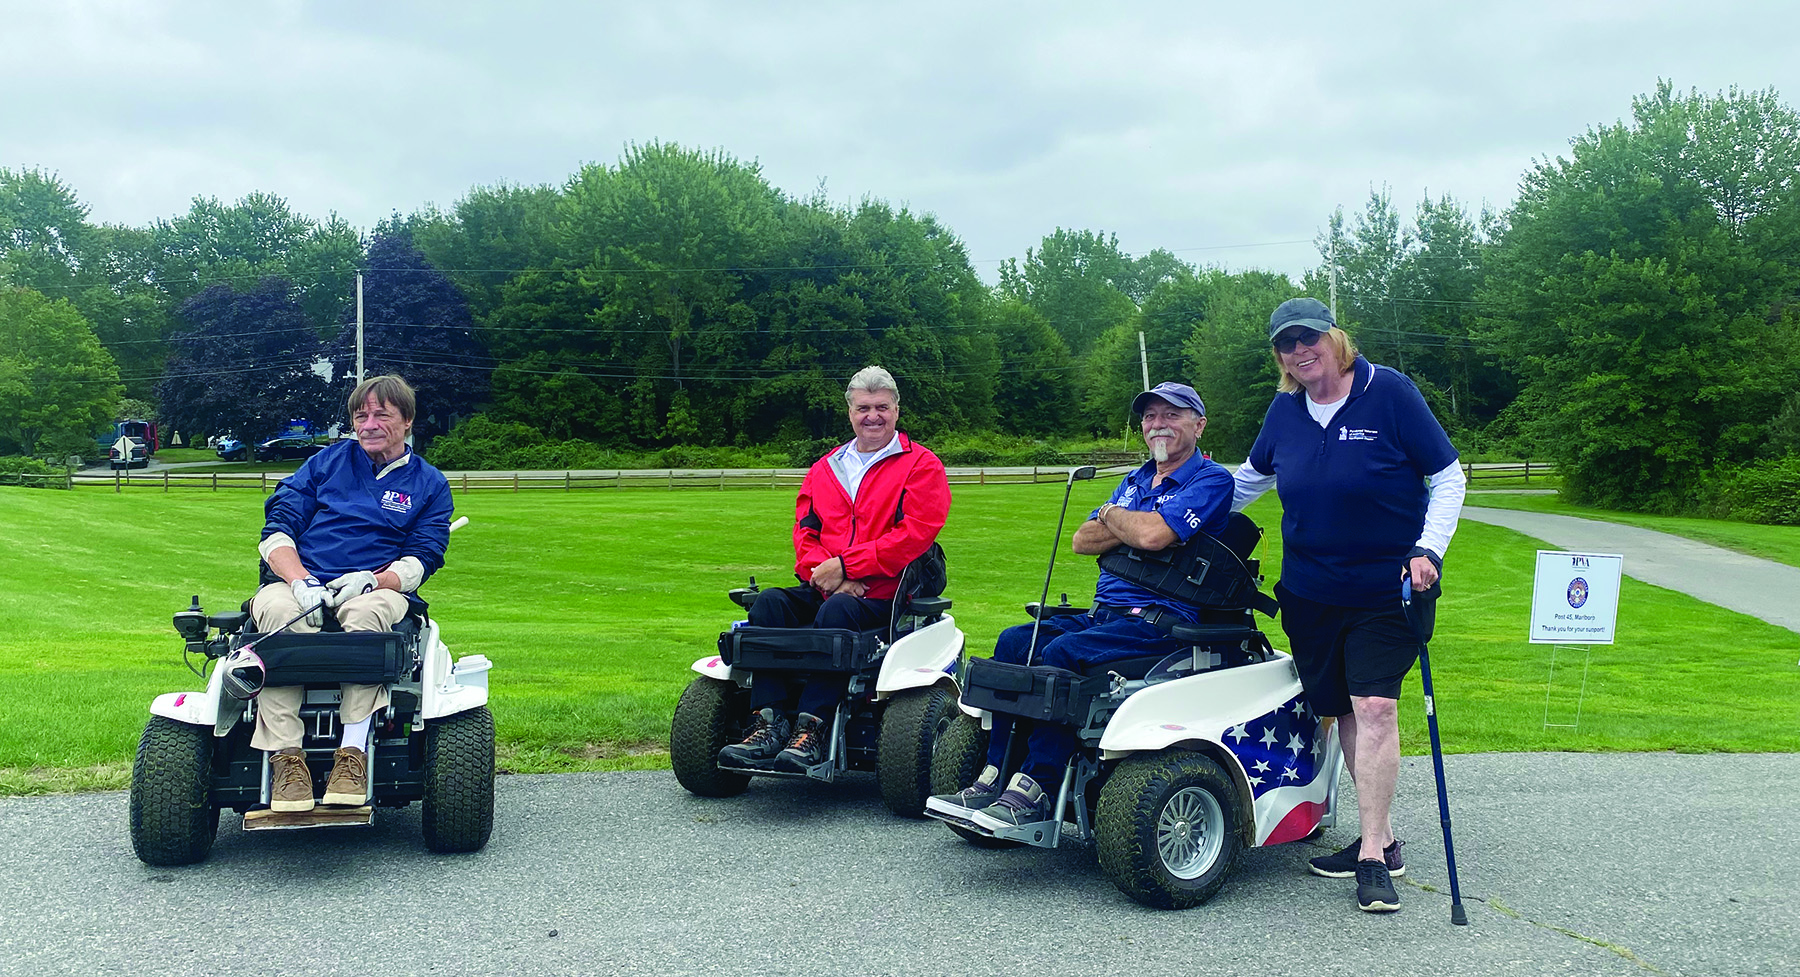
[381,490,414,513]
[1338,426,1379,442]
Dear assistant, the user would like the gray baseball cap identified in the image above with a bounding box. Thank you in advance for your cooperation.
[1268,297,1336,341]
[1132,381,1206,417]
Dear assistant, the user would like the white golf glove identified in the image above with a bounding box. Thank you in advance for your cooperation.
[290,575,328,627]
[325,570,380,607]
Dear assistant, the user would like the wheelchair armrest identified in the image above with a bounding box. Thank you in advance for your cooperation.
[728,587,760,611]
[905,595,951,617]
[208,610,251,634]
[1025,601,1088,620]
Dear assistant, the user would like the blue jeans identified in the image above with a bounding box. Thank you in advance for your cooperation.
[983,609,1191,781]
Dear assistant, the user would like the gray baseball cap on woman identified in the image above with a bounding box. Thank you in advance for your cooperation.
[1268,297,1336,341]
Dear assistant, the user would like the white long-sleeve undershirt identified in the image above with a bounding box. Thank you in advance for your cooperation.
[1230,459,1467,560]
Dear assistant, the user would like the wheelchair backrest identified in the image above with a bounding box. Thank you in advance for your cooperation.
[1095,513,1277,617]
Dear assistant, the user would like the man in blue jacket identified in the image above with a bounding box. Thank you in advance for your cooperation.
[249,375,453,813]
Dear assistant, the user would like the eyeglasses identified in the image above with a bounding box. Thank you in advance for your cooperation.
[1272,328,1326,354]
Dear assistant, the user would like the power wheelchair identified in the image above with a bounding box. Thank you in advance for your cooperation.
[924,513,1344,909]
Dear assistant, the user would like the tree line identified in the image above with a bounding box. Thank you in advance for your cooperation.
[4,82,1799,515]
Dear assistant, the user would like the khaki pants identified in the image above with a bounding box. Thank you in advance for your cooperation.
[248,582,409,751]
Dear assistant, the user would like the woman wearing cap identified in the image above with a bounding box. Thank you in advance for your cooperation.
[1231,298,1466,914]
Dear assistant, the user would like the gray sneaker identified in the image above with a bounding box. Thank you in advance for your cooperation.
[1356,859,1401,912]
[718,708,791,768]
[928,764,1002,812]
[1310,837,1404,878]
[971,773,1052,830]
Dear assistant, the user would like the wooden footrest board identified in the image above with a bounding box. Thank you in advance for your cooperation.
[243,806,373,830]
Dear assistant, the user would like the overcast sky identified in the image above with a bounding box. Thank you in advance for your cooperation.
[6,1,1797,281]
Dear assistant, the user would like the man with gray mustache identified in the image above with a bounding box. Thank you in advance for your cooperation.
[932,382,1232,829]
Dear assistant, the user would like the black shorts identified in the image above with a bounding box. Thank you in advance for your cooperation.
[1274,581,1419,718]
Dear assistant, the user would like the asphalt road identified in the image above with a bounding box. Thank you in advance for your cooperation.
[3,753,1793,977]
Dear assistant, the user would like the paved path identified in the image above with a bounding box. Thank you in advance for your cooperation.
[1461,506,1800,635]
[2,755,1794,977]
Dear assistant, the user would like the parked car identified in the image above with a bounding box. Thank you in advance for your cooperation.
[252,436,326,462]
[215,437,248,462]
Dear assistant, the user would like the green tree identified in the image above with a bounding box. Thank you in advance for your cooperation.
[1179,269,1298,460]
[0,288,122,456]
[978,297,1074,435]
[1479,81,1800,509]
[412,182,560,323]
[998,228,1140,356]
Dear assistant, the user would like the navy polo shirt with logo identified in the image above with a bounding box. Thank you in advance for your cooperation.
[1090,451,1234,623]
[262,438,453,584]
[1247,356,1458,609]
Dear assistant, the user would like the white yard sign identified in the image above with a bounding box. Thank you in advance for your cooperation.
[1529,551,1624,645]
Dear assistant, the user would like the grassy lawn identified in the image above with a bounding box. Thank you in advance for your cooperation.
[1466,492,1800,569]
[2,482,1796,795]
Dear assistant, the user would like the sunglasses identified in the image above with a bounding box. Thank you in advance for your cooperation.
[1272,328,1326,354]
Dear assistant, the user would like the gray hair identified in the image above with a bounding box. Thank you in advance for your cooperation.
[845,365,900,404]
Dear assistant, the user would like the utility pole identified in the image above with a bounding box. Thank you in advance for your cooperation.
[355,271,365,384]
[1329,234,1338,320]
[1137,330,1150,391]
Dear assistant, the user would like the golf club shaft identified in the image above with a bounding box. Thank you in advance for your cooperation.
[1026,472,1082,666]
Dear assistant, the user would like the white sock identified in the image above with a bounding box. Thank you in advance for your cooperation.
[340,716,372,751]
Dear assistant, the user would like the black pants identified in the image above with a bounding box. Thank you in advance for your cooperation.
[745,586,891,718]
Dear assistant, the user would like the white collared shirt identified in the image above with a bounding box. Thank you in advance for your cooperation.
[828,433,901,501]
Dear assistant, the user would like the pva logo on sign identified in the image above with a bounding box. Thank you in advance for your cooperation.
[1570,555,1590,569]
[1567,577,1589,608]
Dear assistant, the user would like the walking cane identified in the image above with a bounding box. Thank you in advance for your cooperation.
[1403,572,1469,926]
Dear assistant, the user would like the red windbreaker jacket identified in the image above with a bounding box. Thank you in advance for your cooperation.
[792,433,950,601]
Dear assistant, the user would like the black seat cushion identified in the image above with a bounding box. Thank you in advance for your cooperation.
[1075,653,1169,680]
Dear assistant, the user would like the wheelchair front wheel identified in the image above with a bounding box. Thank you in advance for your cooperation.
[670,676,753,798]
[1096,751,1244,909]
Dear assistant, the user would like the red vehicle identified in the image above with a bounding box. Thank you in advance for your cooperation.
[107,419,159,470]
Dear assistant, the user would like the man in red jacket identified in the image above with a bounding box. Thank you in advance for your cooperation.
[718,366,951,773]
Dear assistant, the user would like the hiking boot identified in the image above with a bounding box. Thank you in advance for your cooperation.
[322,746,368,806]
[269,747,314,813]
[1310,837,1404,878]
[1356,859,1401,912]
[718,708,791,769]
[928,764,1003,813]
[971,773,1053,830]
[774,712,829,772]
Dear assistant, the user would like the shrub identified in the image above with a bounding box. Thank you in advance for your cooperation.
[1701,458,1800,525]
[0,456,69,489]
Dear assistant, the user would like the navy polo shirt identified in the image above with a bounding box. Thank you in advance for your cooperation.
[263,439,454,584]
[1090,451,1234,623]
[1247,356,1458,609]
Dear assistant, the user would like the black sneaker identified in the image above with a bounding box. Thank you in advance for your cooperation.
[970,773,1052,830]
[1310,837,1404,878]
[717,708,790,768]
[774,712,829,772]
[1356,859,1401,912]
[927,764,1003,813]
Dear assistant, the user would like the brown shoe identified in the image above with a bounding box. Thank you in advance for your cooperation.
[322,747,368,806]
[269,748,314,812]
